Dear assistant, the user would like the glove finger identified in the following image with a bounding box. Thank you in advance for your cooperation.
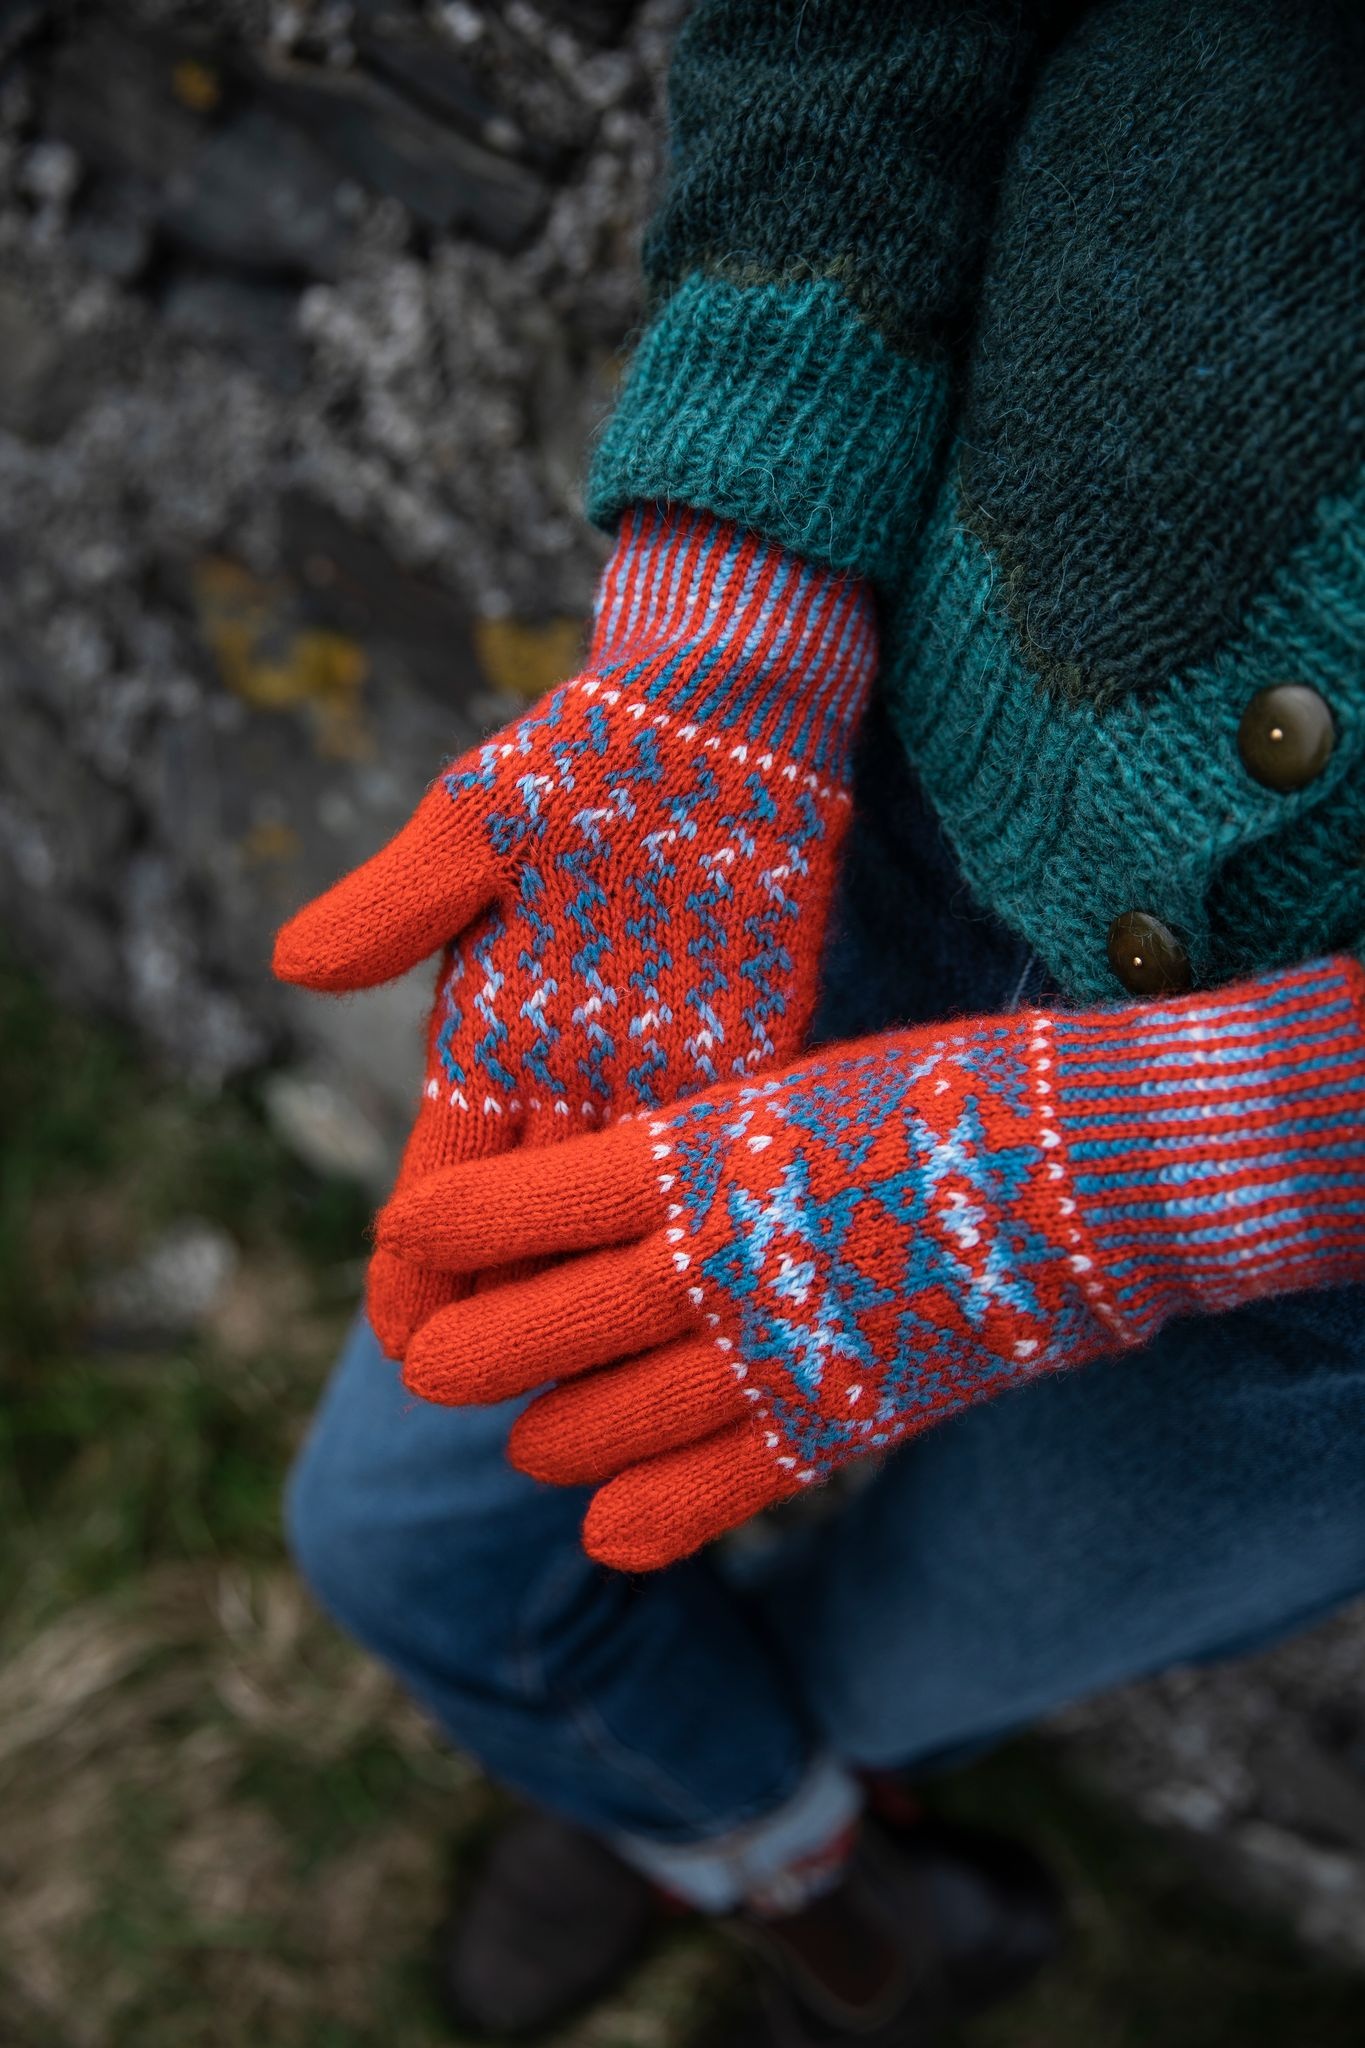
[273,778,497,991]
[508,1338,747,1486]
[377,1121,660,1272]
[367,1245,470,1364]
[582,1424,809,1573]
[367,945,524,1360]
[403,1237,690,1407]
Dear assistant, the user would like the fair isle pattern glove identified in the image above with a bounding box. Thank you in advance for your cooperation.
[274,506,876,1360]
[378,957,1365,1570]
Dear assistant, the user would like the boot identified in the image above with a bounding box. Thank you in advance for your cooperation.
[440,1804,1061,2043]
[439,1809,662,2037]
[732,1815,1063,2045]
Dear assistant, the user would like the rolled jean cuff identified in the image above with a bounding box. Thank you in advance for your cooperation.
[608,1753,862,1913]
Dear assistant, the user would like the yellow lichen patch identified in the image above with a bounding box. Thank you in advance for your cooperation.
[171,58,222,113]
[474,615,585,703]
[193,556,373,761]
[240,819,302,867]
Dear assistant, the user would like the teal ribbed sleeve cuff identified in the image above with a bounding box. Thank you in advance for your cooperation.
[586,275,949,588]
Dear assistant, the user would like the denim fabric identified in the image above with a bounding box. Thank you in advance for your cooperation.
[287,703,1365,1897]
[287,1324,817,1854]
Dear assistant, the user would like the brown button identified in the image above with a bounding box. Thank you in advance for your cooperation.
[1107,912,1193,998]
[1237,683,1335,792]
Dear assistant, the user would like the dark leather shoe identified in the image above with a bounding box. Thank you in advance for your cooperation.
[440,1804,1061,2045]
[732,1816,1064,2046]
[439,1810,662,2038]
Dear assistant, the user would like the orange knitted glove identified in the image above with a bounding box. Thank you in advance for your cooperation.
[273,506,876,1359]
[378,959,1365,1571]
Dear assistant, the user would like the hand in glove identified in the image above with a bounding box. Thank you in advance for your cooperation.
[378,957,1365,1568]
[274,505,876,1358]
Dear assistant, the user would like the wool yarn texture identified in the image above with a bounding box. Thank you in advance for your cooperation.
[590,0,1365,1005]
[379,957,1365,1571]
[274,504,876,1359]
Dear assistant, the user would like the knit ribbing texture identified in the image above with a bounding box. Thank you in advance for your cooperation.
[599,0,1365,998]
[382,956,1365,1570]
[275,503,876,1358]
[588,277,949,587]
[886,463,1365,1002]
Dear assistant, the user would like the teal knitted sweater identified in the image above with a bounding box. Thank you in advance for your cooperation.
[589,0,1365,1004]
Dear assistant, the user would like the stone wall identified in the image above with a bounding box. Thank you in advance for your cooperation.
[0,0,681,1174]
[1055,1606,1365,1967]
[4,0,1365,1971]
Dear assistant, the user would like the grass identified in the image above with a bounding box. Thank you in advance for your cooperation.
[1,947,1362,2046]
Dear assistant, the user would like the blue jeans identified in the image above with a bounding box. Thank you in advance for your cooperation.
[287,708,1365,1905]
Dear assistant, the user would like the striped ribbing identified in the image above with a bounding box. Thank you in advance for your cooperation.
[1049,957,1365,1337]
[588,503,877,779]
[586,274,950,587]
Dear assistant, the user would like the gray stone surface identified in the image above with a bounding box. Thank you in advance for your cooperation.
[4,0,1365,1972]
[0,0,680,1127]
[1053,1600,1365,1964]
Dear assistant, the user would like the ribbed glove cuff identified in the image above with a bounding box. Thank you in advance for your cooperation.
[1047,955,1365,1342]
[589,503,877,779]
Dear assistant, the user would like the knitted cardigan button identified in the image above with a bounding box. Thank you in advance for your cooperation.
[1238,684,1335,792]
[1107,912,1193,998]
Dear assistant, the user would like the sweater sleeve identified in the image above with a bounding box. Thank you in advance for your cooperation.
[588,0,1070,587]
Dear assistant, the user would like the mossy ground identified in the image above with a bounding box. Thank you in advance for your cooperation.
[1,951,1361,2047]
